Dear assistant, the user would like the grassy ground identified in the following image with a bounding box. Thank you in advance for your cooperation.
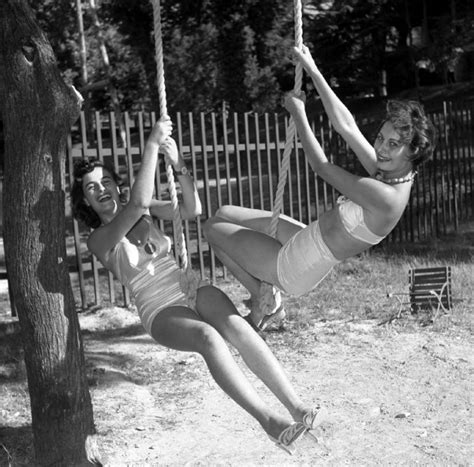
[0,223,473,466]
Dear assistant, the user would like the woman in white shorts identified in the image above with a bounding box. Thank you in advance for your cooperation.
[204,45,437,330]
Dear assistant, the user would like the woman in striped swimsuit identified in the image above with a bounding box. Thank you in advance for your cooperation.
[71,117,324,454]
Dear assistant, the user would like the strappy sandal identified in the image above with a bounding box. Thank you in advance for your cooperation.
[243,284,285,333]
[302,405,327,441]
[268,422,306,455]
[258,306,286,331]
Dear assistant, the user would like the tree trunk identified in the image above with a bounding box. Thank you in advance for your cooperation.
[0,1,101,465]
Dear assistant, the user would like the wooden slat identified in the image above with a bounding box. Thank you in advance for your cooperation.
[188,113,205,279]
[124,111,134,189]
[285,114,294,219]
[211,113,222,209]
[320,115,329,213]
[412,286,448,295]
[411,266,450,274]
[67,134,87,310]
[312,119,321,220]
[411,296,450,303]
[285,114,295,218]
[95,110,115,305]
[304,139,312,223]
[264,113,274,210]
[109,111,129,307]
[243,113,254,209]
[222,110,232,206]
[200,112,215,281]
[254,114,264,209]
[295,130,303,223]
[176,112,193,272]
[233,113,244,208]
[411,277,450,286]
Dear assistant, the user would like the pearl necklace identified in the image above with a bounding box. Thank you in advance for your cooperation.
[375,171,417,185]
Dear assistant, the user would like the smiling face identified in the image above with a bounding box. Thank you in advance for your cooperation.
[82,166,121,221]
[373,121,414,176]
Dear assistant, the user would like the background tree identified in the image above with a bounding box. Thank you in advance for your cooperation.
[303,0,473,100]
[103,0,295,113]
[27,0,474,114]
[0,0,100,465]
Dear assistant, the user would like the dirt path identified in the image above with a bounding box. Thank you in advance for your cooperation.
[79,306,473,466]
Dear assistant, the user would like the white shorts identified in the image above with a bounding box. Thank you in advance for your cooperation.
[277,220,339,297]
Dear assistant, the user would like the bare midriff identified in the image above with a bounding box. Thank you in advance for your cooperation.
[318,208,372,261]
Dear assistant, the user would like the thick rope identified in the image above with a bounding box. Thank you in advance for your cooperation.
[260,0,303,315]
[269,0,303,236]
[151,0,188,270]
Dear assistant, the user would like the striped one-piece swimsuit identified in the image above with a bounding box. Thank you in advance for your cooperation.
[101,218,200,335]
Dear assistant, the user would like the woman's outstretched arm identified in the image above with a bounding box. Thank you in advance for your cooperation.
[285,91,395,213]
[292,45,377,175]
[88,117,172,258]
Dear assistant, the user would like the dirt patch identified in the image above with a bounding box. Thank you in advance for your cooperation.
[1,271,472,466]
[77,305,472,466]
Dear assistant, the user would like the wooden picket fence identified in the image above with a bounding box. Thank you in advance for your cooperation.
[63,99,473,309]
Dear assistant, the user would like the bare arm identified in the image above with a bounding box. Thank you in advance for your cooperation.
[88,117,173,259]
[285,92,397,215]
[293,46,377,175]
[149,138,202,220]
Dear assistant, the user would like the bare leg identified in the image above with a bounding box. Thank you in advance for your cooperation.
[205,206,304,295]
[209,243,283,329]
[211,243,261,298]
[196,285,311,423]
[215,205,305,244]
[203,210,304,325]
[203,215,282,286]
[150,303,295,440]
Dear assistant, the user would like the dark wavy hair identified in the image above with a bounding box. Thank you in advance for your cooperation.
[383,99,437,166]
[70,158,125,228]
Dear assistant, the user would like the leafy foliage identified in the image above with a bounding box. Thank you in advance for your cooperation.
[30,0,474,113]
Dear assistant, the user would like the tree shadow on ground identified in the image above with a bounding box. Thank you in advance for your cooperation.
[0,323,25,383]
[0,319,156,387]
[81,322,163,347]
[81,322,145,340]
[0,425,34,466]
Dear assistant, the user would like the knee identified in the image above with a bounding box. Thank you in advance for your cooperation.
[202,217,214,240]
[193,323,224,356]
[214,205,234,220]
[203,206,232,238]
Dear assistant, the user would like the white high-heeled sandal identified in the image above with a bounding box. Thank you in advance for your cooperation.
[302,405,328,441]
[268,422,306,455]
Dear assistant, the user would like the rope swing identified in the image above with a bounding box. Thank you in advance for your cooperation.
[260,0,304,316]
[151,0,188,271]
[150,0,303,315]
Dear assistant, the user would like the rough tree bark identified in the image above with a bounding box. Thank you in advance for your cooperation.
[0,0,101,465]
